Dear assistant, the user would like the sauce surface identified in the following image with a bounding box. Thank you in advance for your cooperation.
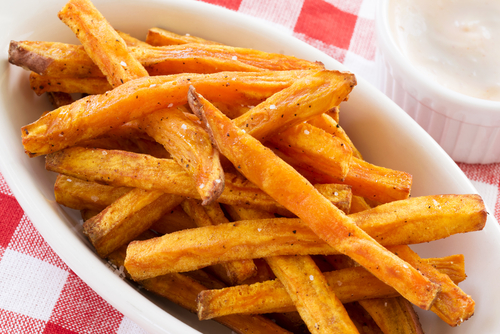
[389,0,500,101]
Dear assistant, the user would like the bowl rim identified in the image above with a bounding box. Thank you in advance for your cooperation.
[376,0,500,115]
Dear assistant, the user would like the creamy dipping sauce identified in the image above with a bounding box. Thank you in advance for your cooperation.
[389,0,500,101]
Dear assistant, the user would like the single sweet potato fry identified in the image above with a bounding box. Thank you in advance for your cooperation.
[30,72,111,95]
[266,255,358,334]
[22,70,313,157]
[388,245,475,326]
[187,86,440,310]
[123,192,485,281]
[233,70,356,142]
[351,194,487,246]
[196,255,466,319]
[58,0,149,87]
[9,40,322,78]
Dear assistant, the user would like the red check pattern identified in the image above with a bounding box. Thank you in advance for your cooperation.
[1,0,498,333]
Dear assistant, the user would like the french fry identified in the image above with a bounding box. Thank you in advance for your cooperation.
[58,0,149,87]
[123,193,484,280]
[350,195,486,246]
[187,86,440,310]
[146,27,223,46]
[45,147,352,216]
[137,43,323,75]
[232,70,356,142]
[265,255,359,334]
[196,254,466,319]
[22,70,314,157]
[83,188,183,257]
[388,245,475,326]
[9,40,324,79]
[30,72,111,95]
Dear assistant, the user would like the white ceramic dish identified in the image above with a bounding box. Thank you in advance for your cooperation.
[376,0,500,164]
[1,0,499,333]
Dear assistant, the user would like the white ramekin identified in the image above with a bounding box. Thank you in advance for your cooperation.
[375,0,500,164]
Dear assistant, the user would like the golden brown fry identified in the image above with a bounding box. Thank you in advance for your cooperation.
[265,255,359,334]
[388,245,475,326]
[146,27,223,46]
[30,72,111,95]
[140,107,224,205]
[83,188,183,257]
[135,43,323,75]
[351,194,487,246]
[123,192,485,281]
[188,86,439,310]
[9,40,322,78]
[233,70,356,142]
[196,255,466,320]
[22,70,313,157]
[58,0,149,87]
[45,147,352,216]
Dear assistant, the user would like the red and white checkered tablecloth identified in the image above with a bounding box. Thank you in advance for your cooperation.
[1,0,499,333]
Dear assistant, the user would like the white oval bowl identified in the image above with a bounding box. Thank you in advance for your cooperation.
[1,0,500,333]
[376,0,500,164]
